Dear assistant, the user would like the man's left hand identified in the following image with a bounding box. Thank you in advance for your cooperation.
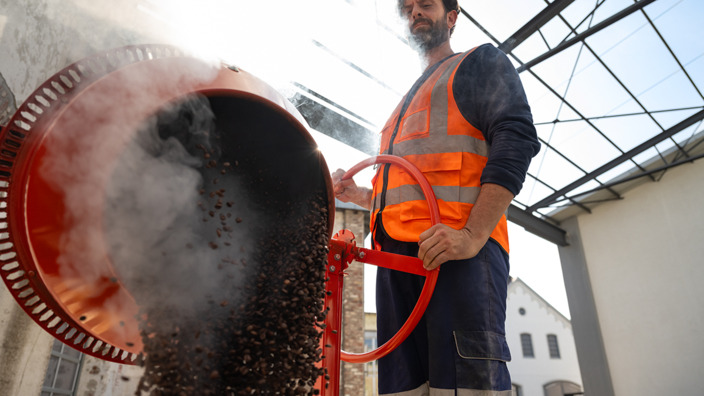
[418,224,485,270]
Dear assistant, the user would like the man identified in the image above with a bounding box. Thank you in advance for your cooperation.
[332,0,540,394]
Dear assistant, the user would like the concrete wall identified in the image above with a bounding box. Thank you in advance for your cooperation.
[0,286,55,395]
[0,1,164,394]
[566,158,704,395]
[0,0,170,105]
[506,280,582,396]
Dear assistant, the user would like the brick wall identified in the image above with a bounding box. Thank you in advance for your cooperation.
[332,206,369,396]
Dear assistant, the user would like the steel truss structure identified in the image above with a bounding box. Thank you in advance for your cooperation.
[291,0,704,246]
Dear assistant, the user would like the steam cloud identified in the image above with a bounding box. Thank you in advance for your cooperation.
[104,94,252,319]
[36,58,254,349]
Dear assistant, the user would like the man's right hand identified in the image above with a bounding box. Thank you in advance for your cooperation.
[331,169,372,209]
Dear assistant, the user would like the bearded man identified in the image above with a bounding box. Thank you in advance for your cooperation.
[333,0,540,394]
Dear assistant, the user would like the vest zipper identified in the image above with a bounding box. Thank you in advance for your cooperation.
[374,54,459,245]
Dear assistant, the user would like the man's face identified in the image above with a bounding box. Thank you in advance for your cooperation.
[400,0,451,53]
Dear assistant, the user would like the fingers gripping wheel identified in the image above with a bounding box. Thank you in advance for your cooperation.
[339,155,440,363]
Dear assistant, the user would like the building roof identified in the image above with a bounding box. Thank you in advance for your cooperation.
[509,277,571,325]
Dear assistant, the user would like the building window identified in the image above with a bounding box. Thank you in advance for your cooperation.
[544,380,583,396]
[520,333,534,358]
[41,339,83,396]
[547,334,561,359]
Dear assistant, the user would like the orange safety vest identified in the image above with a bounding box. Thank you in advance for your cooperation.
[371,49,510,253]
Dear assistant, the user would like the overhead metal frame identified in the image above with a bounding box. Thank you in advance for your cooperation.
[461,0,703,236]
[557,147,704,206]
[497,0,576,54]
[291,0,703,247]
[515,0,658,73]
[527,109,704,212]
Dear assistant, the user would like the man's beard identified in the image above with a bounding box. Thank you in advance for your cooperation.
[408,18,449,53]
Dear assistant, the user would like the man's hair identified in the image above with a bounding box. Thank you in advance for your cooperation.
[397,0,461,35]
[441,0,461,14]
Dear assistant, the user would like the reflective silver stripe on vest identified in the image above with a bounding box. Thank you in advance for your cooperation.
[452,389,513,396]
[390,133,489,158]
[373,185,481,209]
[384,51,489,160]
[379,382,514,396]
[427,53,459,140]
[376,50,489,215]
[380,382,429,396]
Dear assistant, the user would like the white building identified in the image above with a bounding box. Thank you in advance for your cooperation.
[553,144,704,396]
[506,278,582,396]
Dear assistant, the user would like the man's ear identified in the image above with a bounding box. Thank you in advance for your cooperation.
[447,9,458,30]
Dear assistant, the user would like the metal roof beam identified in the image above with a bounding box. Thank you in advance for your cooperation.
[499,0,576,54]
[560,150,704,203]
[528,108,704,211]
[507,204,568,246]
[517,0,657,73]
[290,86,379,156]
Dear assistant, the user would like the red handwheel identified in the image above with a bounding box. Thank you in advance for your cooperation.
[339,155,440,364]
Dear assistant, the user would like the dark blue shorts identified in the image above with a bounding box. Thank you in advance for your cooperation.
[376,237,512,394]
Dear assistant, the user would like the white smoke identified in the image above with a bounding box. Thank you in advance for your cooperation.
[104,94,252,317]
[31,51,253,348]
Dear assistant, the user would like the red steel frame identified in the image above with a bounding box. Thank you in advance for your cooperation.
[317,155,441,395]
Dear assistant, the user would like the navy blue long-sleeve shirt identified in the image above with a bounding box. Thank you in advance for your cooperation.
[453,44,541,196]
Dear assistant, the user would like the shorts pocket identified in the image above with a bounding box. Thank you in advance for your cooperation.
[453,330,511,362]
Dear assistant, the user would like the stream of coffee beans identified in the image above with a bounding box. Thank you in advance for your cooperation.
[135,199,328,395]
[123,98,330,395]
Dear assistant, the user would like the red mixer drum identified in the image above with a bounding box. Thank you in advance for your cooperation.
[0,45,334,364]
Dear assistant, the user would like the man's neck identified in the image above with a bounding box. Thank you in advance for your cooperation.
[420,41,455,71]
